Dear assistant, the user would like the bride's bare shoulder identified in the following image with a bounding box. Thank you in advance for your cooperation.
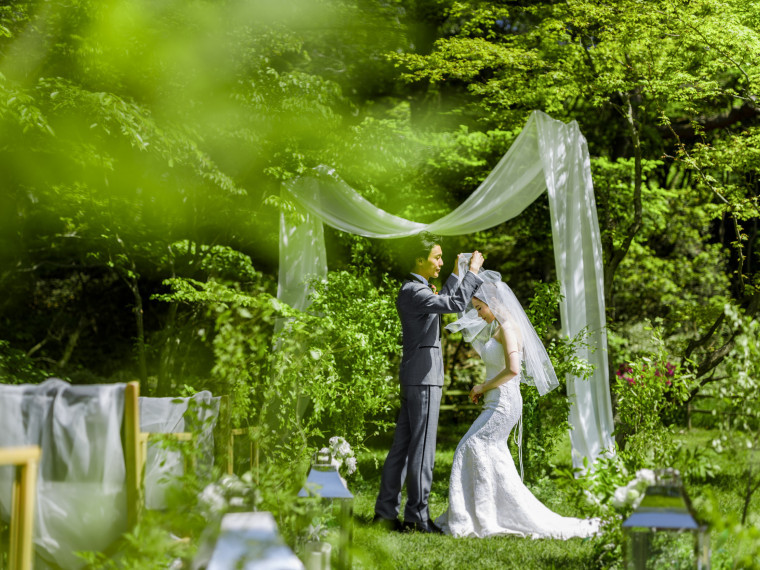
[496,321,522,349]
[493,324,510,343]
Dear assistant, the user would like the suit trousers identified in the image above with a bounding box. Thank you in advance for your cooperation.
[375,384,442,524]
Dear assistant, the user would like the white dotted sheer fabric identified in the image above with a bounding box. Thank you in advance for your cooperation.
[435,339,601,539]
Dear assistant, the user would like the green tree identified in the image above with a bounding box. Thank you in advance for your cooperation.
[388,0,760,400]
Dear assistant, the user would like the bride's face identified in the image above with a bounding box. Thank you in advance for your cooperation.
[472,297,495,323]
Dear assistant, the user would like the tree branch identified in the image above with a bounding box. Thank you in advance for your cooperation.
[660,103,759,140]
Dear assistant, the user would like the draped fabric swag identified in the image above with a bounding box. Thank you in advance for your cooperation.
[278,110,614,469]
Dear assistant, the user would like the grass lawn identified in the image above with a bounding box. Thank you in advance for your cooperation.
[325,416,760,570]
[343,415,604,569]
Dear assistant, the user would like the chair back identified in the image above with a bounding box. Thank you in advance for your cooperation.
[0,445,41,570]
[0,379,138,569]
[138,391,220,510]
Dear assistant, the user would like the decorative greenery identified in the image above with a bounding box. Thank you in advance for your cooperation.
[280,271,401,450]
[712,304,760,525]
[0,339,53,384]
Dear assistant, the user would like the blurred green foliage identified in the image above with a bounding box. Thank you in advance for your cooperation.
[1,0,760,565]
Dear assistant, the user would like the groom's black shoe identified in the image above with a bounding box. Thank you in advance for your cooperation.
[372,514,403,532]
[402,520,444,534]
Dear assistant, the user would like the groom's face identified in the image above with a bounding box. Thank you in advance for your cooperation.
[416,244,444,281]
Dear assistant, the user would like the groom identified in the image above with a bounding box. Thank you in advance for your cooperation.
[374,232,483,533]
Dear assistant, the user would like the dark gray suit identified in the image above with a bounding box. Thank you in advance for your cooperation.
[375,271,481,524]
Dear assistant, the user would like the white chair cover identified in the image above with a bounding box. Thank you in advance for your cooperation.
[278,110,615,468]
[0,378,127,569]
[139,392,220,510]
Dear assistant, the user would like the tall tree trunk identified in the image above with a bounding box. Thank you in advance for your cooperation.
[603,90,644,302]
[155,302,178,396]
[57,314,87,370]
[111,234,149,387]
[127,275,149,387]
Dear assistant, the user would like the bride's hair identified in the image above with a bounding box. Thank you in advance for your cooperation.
[474,289,523,348]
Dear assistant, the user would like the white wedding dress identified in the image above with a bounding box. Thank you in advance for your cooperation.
[435,338,601,539]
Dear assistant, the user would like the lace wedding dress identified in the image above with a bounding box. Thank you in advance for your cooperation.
[435,338,601,539]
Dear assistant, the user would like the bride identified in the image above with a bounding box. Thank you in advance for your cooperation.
[435,263,600,539]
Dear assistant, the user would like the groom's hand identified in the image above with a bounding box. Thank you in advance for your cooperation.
[453,253,466,276]
[469,251,484,274]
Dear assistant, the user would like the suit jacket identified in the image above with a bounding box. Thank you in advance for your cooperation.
[397,271,481,386]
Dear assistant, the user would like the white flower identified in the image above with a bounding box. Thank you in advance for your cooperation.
[199,483,226,515]
[306,522,328,541]
[337,441,352,458]
[219,474,246,496]
[583,489,601,507]
[320,437,354,471]
[635,469,656,487]
[625,488,641,505]
[344,456,357,475]
[611,486,629,508]
[329,436,353,460]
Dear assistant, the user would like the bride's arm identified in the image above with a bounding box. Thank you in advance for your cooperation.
[469,326,521,403]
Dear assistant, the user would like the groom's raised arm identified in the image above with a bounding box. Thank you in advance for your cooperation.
[440,251,484,296]
[399,271,481,315]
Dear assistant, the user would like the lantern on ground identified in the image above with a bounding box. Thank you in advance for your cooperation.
[298,450,354,570]
[622,468,710,569]
[205,512,305,569]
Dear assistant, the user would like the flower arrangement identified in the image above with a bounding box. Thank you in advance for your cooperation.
[612,343,690,446]
[198,471,260,518]
[611,468,657,510]
[325,436,357,477]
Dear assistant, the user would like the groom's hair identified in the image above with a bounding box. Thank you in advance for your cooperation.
[401,231,442,268]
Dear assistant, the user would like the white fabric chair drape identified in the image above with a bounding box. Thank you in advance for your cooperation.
[139,392,220,510]
[0,379,128,569]
[278,110,614,469]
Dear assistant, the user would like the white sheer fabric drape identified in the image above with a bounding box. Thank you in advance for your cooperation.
[0,379,128,569]
[279,110,614,468]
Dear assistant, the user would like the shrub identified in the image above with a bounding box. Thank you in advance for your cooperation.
[522,281,594,483]
[612,324,691,462]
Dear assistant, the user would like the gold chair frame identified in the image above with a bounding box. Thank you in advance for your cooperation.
[0,445,41,570]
